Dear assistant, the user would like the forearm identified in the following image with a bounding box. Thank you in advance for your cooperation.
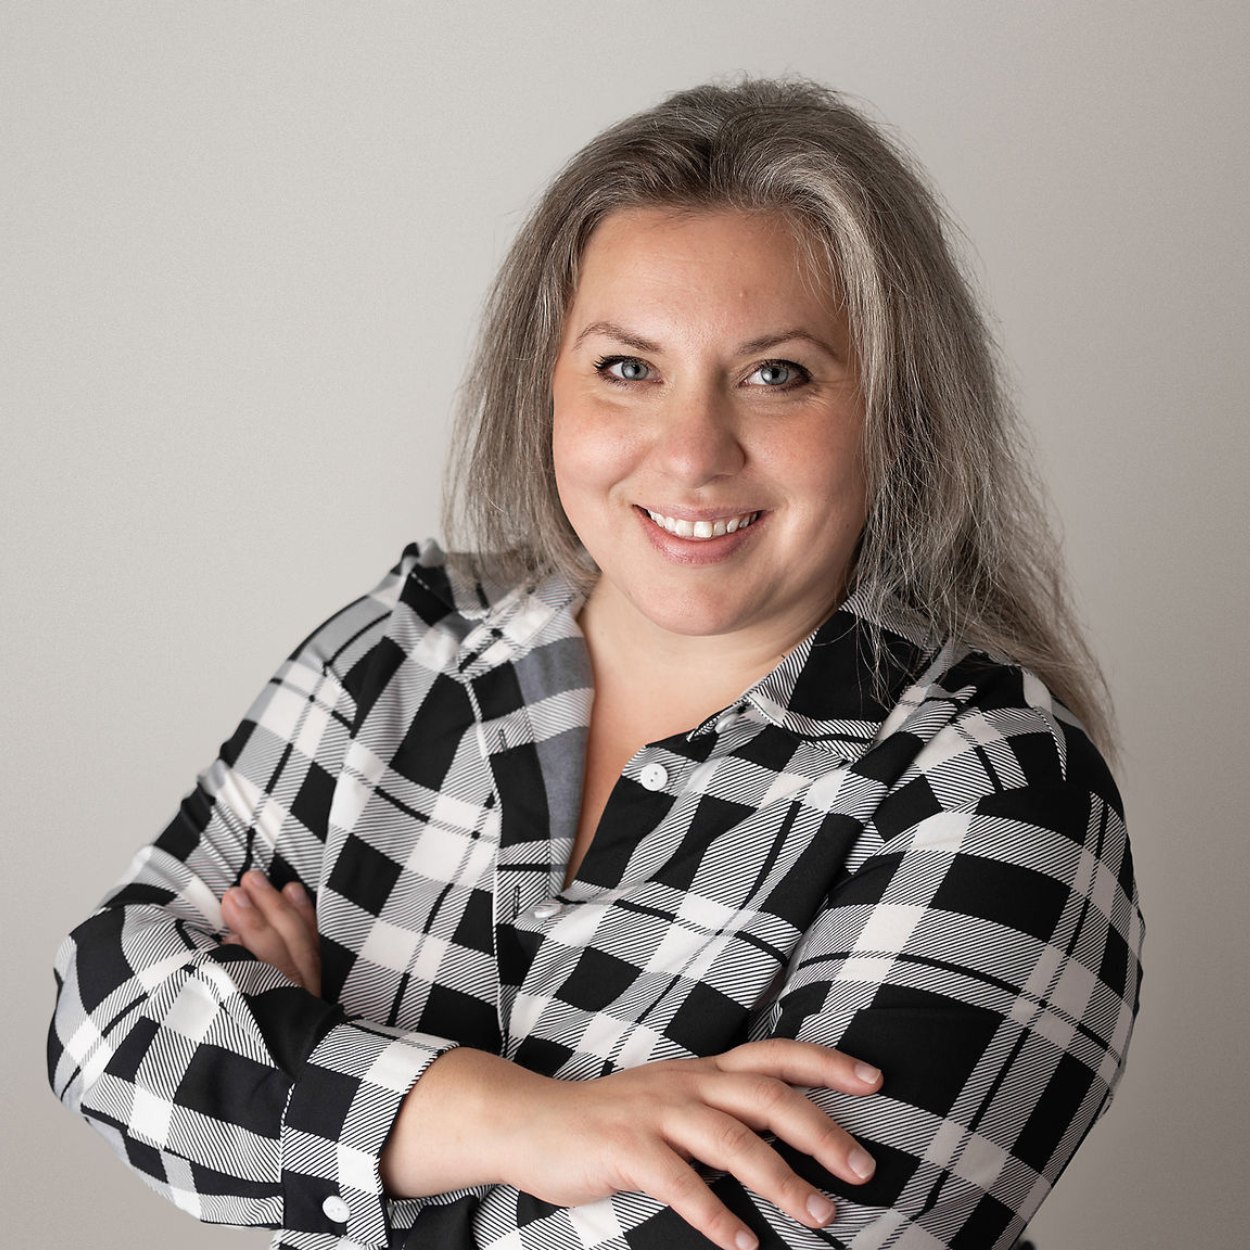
[381,1046,553,1198]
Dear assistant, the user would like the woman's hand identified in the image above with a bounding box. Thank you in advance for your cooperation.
[385,1039,882,1250]
[220,874,883,1248]
[509,1039,880,1248]
[220,870,321,997]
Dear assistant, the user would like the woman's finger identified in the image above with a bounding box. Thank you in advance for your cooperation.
[221,888,302,985]
[280,881,322,994]
[283,880,318,932]
[239,872,321,994]
[701,1041,879,1186]
[712,1037,882,1096]
[623,1143,761,1250]
[698,1070,875,1187]
[672,1104,842,1229]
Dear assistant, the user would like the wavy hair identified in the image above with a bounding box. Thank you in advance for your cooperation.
[442,76,1114,754]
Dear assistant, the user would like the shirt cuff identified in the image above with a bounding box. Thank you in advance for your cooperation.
[280,1016,459,1248]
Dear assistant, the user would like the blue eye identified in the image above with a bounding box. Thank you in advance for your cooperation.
[749,361,807,387]
[595,356,651,383]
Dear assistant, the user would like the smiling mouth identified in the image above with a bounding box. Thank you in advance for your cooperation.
[643,508,761,539]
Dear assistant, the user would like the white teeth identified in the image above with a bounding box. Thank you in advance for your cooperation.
[645,509,759,540]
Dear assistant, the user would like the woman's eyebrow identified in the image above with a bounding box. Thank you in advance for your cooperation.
[738,329,839,358]
[572,320,662,353]
[572,321,838,358]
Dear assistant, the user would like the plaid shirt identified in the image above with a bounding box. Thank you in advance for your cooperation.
[48,539,1143,1250]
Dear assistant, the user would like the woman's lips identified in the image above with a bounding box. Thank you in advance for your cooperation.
[633,505,767,563]
[643,508,760,539]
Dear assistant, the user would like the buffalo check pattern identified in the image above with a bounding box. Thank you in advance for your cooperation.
[48,539,1143,1250]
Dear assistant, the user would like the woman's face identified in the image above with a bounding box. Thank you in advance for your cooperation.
[551,206,867,651]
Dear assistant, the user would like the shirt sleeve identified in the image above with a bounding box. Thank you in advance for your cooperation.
[46,555,461,1249]
[745,778,1143,1248]
[396,704,1144,1250]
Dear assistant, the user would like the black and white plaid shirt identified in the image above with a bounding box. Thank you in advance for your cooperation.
[48,540,1143,1250]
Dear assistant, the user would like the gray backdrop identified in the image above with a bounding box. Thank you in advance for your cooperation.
[4,2,1246,1246]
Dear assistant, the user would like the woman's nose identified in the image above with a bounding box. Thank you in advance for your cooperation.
[651,386,746,484]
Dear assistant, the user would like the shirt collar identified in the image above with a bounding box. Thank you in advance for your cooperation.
[409,543,938,761]
[408,540,586,651]
[721,585,939,760]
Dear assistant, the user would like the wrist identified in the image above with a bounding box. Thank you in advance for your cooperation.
[379,1047,555,1198]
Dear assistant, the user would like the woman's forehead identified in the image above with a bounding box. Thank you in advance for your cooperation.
[567,206,840,329]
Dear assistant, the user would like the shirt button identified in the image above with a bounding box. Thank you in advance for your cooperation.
[639,762,669,791]
[531,900,563,920]
[715,713,739,733]
[322,1194,350,1224]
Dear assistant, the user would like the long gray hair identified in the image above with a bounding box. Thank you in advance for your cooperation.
[442,76,1113,754]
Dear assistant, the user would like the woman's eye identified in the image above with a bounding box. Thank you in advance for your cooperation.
[747,360,808,388]
[596,356,652,383]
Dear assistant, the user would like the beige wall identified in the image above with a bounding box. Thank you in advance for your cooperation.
[4,2,1246,1246]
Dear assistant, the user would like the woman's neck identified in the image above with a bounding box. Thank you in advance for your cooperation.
[575,581,823,737]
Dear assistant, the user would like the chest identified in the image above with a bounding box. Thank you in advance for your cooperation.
[564,704,658,889]
[311,634,887,1077]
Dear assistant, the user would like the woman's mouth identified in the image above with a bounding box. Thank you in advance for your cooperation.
[643,508,761,540]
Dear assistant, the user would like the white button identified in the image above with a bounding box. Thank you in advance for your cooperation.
[531,901,563,920]
[639,762,669,791]
[322,1195,350,1223]
[715,713,739,733]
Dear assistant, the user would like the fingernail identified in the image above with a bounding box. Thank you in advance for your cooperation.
[806,1193,835,1223]
[848,1146,875,1179]
[228,888,252,909]
[854,1062,880,1084]
[735,1232,758,1250]
[284,882,306,899]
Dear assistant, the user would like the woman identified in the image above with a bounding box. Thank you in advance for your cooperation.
[47,78,1142,1250]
